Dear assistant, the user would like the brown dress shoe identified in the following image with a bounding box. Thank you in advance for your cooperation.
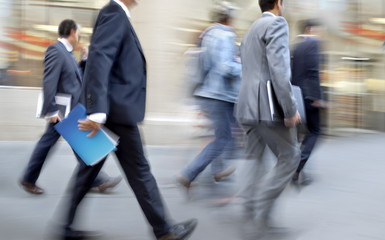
[20,181,44,194]
[175,175,191,190]
[97,176,123,192]
[214,166,236,182]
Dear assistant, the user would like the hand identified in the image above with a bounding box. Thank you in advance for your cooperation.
[81,46,89,59]
[47,115,61,123]
[78,119,102,137]
[311,100,327,108]
[284,111,301,128]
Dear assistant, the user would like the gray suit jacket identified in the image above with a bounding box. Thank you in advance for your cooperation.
[41,42,82,116]
[235,13,297,125]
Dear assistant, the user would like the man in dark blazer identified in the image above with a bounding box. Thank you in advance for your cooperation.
[291,19,325,184]
[20,19,121,195]
[60,1,197,240]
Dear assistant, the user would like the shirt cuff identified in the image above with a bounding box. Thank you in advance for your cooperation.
[45,111,59,119]
[88,113,107,124]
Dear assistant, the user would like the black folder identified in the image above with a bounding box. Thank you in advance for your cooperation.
[267,80,306,125]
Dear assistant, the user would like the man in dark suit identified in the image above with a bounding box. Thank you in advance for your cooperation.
[60,1,197,240]
[20,19,121,195]
[291,19,325,185]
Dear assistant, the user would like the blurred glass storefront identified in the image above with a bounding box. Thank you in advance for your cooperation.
[0,0,105,87]
[0,0,385,133]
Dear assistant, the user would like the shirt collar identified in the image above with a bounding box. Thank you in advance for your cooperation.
[263,12,276,17]
[58,38,73,52]
[113,0,131,19]
[213,23,233,32]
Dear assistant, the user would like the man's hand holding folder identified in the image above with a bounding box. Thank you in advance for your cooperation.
[78,119,102,137]
[284,111,301,128]
[54,104,119,166]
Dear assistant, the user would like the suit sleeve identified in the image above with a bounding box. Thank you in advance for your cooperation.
[305,40,322,100]
[41,45,63,115]
[84,8,126,115]
[265,17,297,118]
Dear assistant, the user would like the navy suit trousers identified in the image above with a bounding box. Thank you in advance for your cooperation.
[23,123,60,184]
[64,123,170,238]
[297,101,320,172]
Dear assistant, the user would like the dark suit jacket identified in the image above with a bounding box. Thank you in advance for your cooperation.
[79,59,87,76]
[291,37,322,107]
[84,0,146,125]
[41,42,82,116]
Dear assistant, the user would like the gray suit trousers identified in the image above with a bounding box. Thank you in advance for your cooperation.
[241,124,300,221]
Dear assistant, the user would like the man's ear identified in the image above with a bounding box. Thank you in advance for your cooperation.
[70,28,76,37]
[277,0,282,9]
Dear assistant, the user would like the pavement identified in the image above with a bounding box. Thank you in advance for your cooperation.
[1,133,385,240]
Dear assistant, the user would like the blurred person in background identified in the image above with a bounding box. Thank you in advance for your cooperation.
[58,1,197,239]
[20,19,121,195]
[177,1,242,191]
[291,19,326,185]
[235,0,301,238]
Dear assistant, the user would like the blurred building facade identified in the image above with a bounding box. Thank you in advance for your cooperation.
[1,0,385,143]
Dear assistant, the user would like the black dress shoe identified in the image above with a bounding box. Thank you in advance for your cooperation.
[62,229,104,240]
[158,219,198,240]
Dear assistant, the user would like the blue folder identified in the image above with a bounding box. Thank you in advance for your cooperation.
[54,104,119,166]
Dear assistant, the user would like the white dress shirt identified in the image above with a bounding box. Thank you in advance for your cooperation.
[58,38,73,52]
[113,0,131,19]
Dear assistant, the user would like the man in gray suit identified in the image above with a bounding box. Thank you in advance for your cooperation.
[235,0,301,238]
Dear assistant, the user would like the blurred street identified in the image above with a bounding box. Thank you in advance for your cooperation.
[1,133,385,240]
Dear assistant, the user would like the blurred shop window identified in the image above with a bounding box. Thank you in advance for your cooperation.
[326,55,373,133]
[0,1,97,87]
[0,49,18,85]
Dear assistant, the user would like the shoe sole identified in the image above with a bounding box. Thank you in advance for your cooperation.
[180,221,198,240]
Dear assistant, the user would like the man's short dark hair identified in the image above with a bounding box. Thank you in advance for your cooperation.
[259,0,281,12]
[58,19,78,38]
[298,19,321,34]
